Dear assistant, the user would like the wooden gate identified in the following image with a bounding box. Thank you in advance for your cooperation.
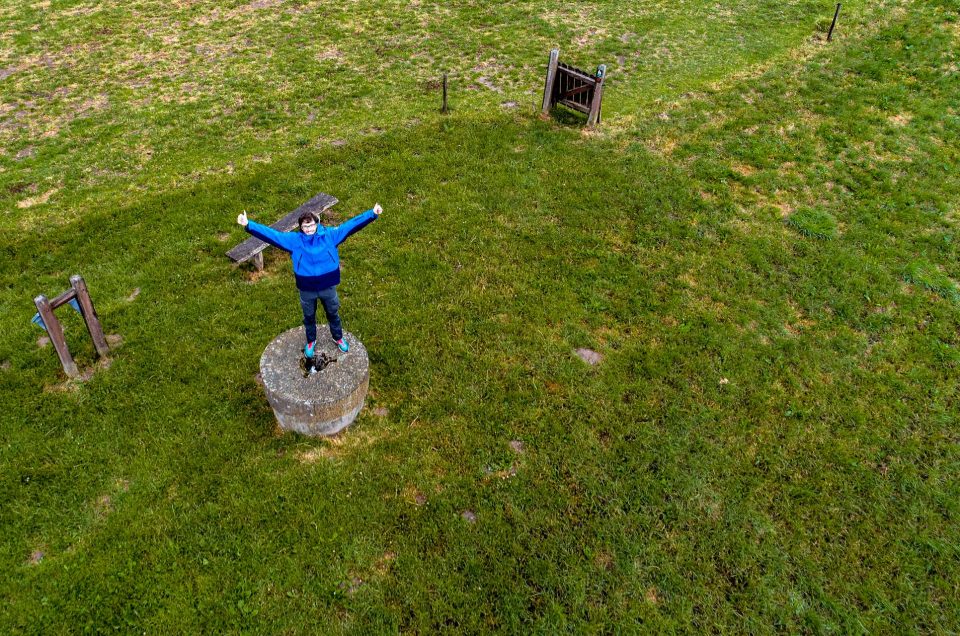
[541,49,607,126]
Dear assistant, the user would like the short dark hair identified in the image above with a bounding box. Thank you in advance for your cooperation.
[298,212,319,229]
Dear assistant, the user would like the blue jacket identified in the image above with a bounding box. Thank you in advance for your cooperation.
[245,209,378,290]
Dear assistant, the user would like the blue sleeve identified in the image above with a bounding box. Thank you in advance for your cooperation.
[330,210,378,246]
[245,220,299,252]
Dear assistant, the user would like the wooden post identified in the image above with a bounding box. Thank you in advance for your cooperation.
[541,49,560,115]
[441,73,448,113]
[587,65,606,126]
[34,294,79,378]
[827,3,841,41]
[70,275,110,356]
[252,251,264,271]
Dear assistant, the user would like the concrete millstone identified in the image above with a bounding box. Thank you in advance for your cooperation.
[259,326,369,436]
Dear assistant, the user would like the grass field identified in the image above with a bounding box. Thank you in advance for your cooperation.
[2,0,959,632]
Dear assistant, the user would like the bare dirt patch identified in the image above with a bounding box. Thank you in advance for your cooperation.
[645,135,678,156]
[573,27,607,48]
[316,47,343,63]
[295,447,334,463]
[78,357,113,381]
[43,356,114,392]
[476,76,501,92]
[17,188,59,209]
[294,427,387,463]
[574,348,603,365]
[889,112,913,126]
[245,267,276,284]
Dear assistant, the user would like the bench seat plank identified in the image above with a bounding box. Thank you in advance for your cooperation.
[226,192,338,264]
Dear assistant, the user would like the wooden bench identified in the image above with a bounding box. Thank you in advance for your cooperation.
[227,192,338,271]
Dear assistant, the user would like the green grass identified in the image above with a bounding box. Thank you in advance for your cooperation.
[787,207,840,240]
[904,258,960,304]
[2,0,959,632]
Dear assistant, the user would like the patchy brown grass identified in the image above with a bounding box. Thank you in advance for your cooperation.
[888,112,913,127]
[16,187,59,209]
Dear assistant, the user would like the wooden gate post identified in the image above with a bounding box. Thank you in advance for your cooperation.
[34,294,80,378]
[70,275,110,357]
[827,3,841,41]
[541,49,560,115]
[587,65,606,126]
[442,72,448,114]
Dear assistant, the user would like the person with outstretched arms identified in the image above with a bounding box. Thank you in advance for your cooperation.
[237,203,382,360]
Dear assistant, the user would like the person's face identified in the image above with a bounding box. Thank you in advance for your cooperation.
[301,218,318,235]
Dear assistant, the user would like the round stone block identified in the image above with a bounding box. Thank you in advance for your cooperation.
[259,326,369,436]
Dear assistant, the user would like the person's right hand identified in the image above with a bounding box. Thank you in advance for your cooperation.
[237,210,248,227]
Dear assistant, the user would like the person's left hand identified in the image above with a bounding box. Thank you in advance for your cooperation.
[373,203,383,216]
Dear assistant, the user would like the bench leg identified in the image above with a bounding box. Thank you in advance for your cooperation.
[71,275,110,357]
[253,252,264,271]
[35,295,80,378]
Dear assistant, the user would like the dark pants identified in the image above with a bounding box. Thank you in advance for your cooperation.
[299,287,342,344]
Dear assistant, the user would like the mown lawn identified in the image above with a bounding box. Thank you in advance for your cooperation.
[2,0,958,632]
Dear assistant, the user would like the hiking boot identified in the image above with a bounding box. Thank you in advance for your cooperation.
[335,337,349,353]
[304,340,316,358]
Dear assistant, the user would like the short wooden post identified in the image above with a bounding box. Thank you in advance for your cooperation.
[827,3,841,41]
[587,65,606,126]
[34,294,79,378]
[441,73,448,113]
[541,49,560,115]
[70,275,110,356]
[252,251,264,271]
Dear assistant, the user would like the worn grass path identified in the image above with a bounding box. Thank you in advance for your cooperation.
[2,0,959,632]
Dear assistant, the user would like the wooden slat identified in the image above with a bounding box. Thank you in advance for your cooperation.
[541,49,560,114]
[557,99,591,114]
[557,63,596,83]
[35,294,79,378]
[560,84,593,99]
[71,275,110,357]
[292,192,338,223]
[227,193,338,264]
[49,288,78,310]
